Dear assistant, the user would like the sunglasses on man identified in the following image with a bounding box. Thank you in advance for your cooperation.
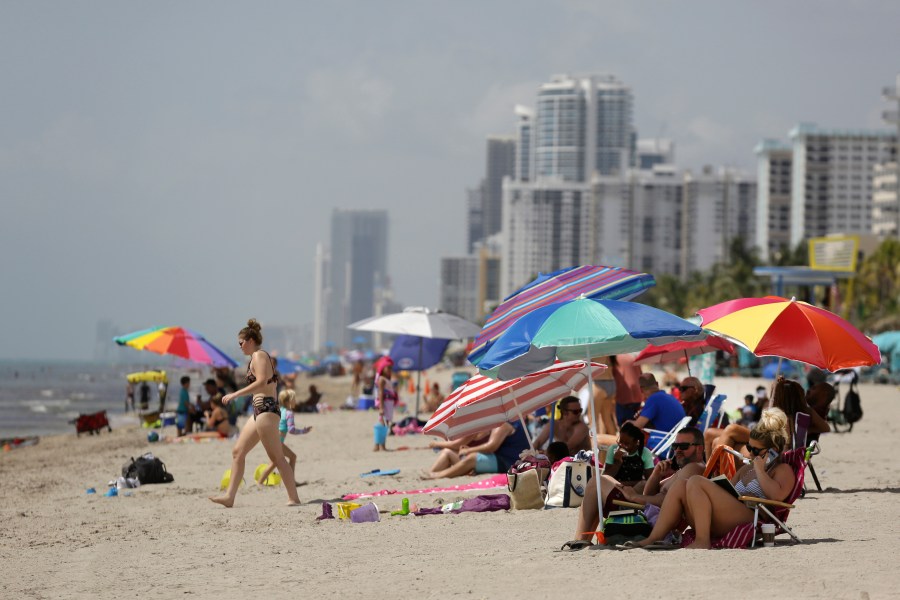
[563,407,582,415]
[670,442,702,451]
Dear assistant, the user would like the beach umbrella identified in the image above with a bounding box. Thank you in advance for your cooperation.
[475,297,703,540]
[468,265,655,366]
[697,296,881,372]
[349,307,481,416]
[389,335,449,371]
[125,370,168,384]
[424,360,606,445]
[633,334,735,376]
[271,356,310,374]
[114,326,238,368]
[872,331,900,374]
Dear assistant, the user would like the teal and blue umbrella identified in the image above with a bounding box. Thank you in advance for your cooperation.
[477,297,704,380]
[872,331,900,374]
[468,265,655,366]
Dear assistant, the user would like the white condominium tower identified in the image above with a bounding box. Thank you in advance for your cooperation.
[788,123,896,246]
[533,74,634,182]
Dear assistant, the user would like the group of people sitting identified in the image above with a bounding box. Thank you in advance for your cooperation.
[561,374,832,550]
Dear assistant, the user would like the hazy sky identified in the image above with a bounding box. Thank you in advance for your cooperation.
[2,1,898,361]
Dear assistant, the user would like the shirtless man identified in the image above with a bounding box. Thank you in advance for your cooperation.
[563,427,706,549]
[534,396,590,456]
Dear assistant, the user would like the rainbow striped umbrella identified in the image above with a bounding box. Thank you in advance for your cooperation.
[424,360,606,441]
[697,296,880,372]
[114,326,238,368]
[468,265,655,366]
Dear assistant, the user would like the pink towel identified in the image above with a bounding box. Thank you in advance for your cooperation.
[341,473,508,500]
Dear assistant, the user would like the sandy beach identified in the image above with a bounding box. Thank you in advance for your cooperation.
[2,371,899,600]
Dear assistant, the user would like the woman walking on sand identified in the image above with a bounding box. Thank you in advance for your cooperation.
[210,319,301,507]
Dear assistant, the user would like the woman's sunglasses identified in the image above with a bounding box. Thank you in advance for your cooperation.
[747,444,768,456]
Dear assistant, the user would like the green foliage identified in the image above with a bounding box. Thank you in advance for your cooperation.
[852,239,900,331]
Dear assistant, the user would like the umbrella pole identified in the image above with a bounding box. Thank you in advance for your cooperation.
[510,393,536,452]
[548,402,555,444]
[585,350,605,539]
[414,339,423,419]
[685,350,692,377]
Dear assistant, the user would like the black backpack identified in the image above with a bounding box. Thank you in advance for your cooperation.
[122,453,174,484]
[842,375,863,427]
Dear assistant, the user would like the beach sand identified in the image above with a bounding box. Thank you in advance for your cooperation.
[1,372,899,599]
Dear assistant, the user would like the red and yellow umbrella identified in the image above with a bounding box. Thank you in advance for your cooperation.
[114,326,238,368]
[697,296,880,372]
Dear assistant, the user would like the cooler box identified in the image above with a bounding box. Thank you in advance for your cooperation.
[160,412,176,427]
[357,396,375,410]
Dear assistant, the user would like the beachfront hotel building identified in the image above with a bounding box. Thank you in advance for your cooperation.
[754,140,794,261]
[787,123,896,248]
[439,256,480,324]
[483,136,516,240]
[316,209,389,350]
[873,75,900,239]
[500,180,593,296]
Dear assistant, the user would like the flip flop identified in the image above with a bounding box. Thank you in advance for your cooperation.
[360,469,401,478]
[614,540,644,550]
[560,540,592,552]
[644,541,681,551]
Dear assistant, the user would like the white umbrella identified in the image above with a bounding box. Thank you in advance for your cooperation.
[349,307,482,415]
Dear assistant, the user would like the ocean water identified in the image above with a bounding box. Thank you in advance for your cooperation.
[0,361,210,439]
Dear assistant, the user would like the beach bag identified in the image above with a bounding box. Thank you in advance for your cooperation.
[842,376,863,425]
[506,469,544,510]
[602,509,652,539]
[546,460,592,508]
[122,453,174,484]
[508,453,552,482]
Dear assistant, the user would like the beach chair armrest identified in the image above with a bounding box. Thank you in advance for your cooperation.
[739,495,795,510]
[612,499,644,510]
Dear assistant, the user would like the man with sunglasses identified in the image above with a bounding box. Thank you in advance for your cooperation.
[678,377,706,426]
[616,427,706,507]
[534,396,590,455]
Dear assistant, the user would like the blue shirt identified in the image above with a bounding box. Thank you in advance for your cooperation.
[640,390,686,432]
[177,388,190,415]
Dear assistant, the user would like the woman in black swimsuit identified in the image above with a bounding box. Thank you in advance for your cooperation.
[210,319,301,507]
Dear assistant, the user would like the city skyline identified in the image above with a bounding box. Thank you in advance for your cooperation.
[2,2,899,360]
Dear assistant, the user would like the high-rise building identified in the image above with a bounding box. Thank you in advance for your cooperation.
[874,75,900,239]
[788,123,896,247]
[533,74,634,183]
[683,167,757,274]
[501,180,593,296]
[439,256,480,323]
[466,183,485,253]
[312,242,329,352]
[592,165,755,278]
[514,105,534,182]
[322,209,389,349]
[754,140,794,260]
[636,138,675,171]
[483,136,516,239]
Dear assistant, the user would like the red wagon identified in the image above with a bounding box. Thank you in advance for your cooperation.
[75,411,112,436]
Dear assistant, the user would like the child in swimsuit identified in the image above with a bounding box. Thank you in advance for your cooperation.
[255,389,311,485]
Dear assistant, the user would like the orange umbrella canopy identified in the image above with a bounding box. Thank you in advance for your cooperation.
[697,296,880,372]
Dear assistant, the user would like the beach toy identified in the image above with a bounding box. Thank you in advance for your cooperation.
[335,502,362,519]
[105,487,118,497]
[360,468,400,478]
[373,423,389,446]
[86,488,96,494]
[316,502,335,521]
[350,502,380,523]
[390,498,410,516]
[254,464,282,486]
[219,469,246,490]
[2,444,11,452]
[147,431,159,443]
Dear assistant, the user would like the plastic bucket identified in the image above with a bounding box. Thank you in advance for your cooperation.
[350,502,380,523]
[373,423,389,445]
[336,502,362,519]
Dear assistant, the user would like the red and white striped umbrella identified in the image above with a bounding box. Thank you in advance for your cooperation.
[423,360,607,441]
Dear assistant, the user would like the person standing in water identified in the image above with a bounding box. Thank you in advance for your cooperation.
[210,319,301,507]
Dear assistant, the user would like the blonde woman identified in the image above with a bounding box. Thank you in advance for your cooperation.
[630,408,796,549]
[210,319,301,507]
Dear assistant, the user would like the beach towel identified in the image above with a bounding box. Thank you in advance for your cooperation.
[413,494,510,516]
[341,473,508,501]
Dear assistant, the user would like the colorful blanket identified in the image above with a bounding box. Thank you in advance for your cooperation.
[341,473,508,500]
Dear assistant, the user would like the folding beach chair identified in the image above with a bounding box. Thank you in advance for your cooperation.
[697,394,727,433]
[682,446,809,549]
[794,412,823,492]
[645,416,692,460]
